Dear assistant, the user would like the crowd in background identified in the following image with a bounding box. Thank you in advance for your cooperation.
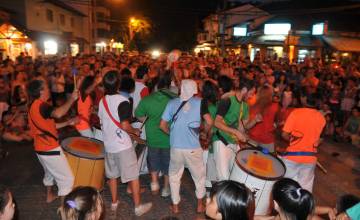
[0,51,359,147]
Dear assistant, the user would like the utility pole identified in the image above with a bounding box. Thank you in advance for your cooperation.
[93,0,97,48]
[219,0,228,57]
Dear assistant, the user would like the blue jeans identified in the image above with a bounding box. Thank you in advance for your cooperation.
[147,147,170,176]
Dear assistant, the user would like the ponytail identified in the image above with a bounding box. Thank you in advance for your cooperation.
[272,178,315,220]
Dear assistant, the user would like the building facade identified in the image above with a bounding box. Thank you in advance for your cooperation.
[197,1,360,62]
[0,0,87,57]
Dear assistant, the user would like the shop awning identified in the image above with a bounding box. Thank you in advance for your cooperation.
[322,36,360,52]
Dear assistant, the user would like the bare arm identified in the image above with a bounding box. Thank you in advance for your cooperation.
[215,115,246,142]
[160,119,169,135]
[282,131,291,142]
[55,117,79,129]
[51,90,78,119]
[120,120,140,136]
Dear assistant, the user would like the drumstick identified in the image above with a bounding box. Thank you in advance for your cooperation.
[73,75,77,90]
[316,161,327,174]
[139,117,148,130]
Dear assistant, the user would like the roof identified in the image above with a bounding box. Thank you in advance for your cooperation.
[41,0,86,17]
[322,36,360,52]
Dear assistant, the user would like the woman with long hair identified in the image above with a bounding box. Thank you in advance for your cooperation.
[206,180,255,220]
[75,75,101,138]
[272,178,315,220]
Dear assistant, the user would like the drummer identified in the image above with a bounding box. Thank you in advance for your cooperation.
[213,76,249,181]
[98,71,152,216]
[281,99,326,192]
[27,80,79,203]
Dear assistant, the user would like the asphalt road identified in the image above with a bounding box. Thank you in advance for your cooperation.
[0,136,359,220]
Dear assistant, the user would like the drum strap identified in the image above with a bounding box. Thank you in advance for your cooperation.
[171,100,188,123]
[35,151,60,156]
[28,112,58,142]
[279,151,316,156]
[102,97,123,129]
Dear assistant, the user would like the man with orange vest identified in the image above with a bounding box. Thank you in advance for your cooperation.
[27,80,78,203]
[281,102,325,192]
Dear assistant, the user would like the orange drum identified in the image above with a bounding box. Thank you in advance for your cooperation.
[61,137,105,190]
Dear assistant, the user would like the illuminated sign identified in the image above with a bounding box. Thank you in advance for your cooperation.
[264,23,291,35]
[44,40,58,55]
[233,26,247,36]
[312,23,324,35]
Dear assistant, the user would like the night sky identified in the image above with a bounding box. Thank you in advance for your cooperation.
[104,0,360,51]
[106,0,220,51]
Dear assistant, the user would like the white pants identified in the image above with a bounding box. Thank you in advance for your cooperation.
[36,147,74,196]
[78,128,94,139]
[213,141,239,181]
[282,158,316,192]
[169,148,206,205]
[203,150,217,187]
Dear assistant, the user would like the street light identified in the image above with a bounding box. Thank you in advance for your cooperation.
[129,17,137,41]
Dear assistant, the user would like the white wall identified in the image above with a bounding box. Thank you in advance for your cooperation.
[25,0,85,39]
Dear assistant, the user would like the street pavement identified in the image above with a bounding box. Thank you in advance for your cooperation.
[0,136,359,220]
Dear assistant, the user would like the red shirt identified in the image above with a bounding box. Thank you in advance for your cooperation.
[249,103,279,144]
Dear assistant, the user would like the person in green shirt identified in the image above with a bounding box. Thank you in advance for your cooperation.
[135,74,176,197]
[213,76,250,181]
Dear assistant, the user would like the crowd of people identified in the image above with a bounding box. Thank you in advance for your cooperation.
[0,50,359,219]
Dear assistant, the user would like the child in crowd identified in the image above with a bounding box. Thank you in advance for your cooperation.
[0,186,15,220]
[58,186,104,220]
[205,180,255,220]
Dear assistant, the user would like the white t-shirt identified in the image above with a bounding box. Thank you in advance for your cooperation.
[98,94,133,153]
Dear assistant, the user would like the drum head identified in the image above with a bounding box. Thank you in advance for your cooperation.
[61,137,104,160]
[235,148,286,180]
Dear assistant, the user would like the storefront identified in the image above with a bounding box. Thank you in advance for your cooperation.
[0,23,34,60]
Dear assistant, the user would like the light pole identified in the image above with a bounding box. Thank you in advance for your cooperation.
[129,17,136,41]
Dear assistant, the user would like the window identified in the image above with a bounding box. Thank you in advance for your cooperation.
[46,9,53,22]
[96,12,105,19]
[70,17,75,27]
[60,14,65,26]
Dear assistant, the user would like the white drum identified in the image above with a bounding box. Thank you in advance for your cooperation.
[230,148,286,215]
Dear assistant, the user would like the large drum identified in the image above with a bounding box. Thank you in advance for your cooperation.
[230,148,286,215]
[61,137,105,190]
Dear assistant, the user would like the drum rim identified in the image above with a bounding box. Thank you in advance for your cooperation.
[61,136,104,160]
[235,148,286,181]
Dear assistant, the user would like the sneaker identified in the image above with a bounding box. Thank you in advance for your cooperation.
[134,202,152,216]
[150,182,160,192]
[110,201,119,211]
[161,187,170,197]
